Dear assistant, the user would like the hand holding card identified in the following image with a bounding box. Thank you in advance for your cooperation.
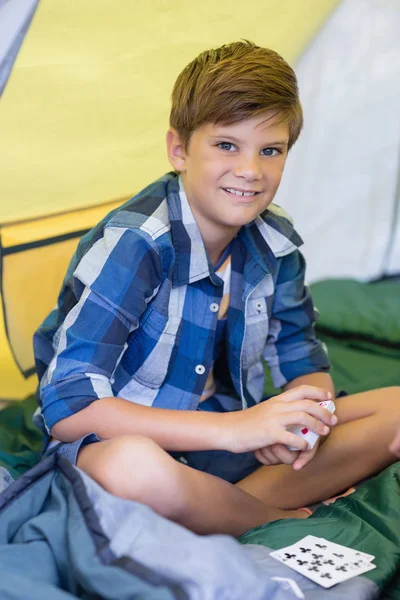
[286,401,336,452]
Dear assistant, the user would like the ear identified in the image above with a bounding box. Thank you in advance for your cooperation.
[166,128,187,172]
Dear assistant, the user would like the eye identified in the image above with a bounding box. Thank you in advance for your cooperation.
[261,147,281,157]
[217,142,237,152]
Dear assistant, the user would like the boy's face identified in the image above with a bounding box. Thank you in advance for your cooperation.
[166,110,289,245]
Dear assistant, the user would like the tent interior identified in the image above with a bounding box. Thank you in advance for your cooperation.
[0,1,399,598]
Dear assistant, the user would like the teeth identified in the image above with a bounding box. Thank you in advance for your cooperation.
[225,188,256,197]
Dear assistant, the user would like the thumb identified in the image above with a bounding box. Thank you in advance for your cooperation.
[293,447,314,471]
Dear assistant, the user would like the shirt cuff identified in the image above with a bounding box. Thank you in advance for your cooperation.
[40,373,114,431]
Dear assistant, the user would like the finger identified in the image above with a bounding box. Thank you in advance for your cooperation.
[281,385,332,403]
[279,431,310,452]
[254,448,279,465]
[285,402,336,426]
[269,443,298,465]
[281,411,331,436]
[254,449,265,464]
[293,448,315,470]
[260,447,282,465]
[277,399,337,426]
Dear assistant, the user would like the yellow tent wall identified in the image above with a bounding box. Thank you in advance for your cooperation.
[0,0,340,399]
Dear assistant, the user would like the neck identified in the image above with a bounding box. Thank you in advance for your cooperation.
[204,232,236,266]
[179,177,239,265]
[208,246,228,266]
[192,214,238,266]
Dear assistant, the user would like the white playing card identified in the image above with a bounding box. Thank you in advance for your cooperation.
[270,535,376,588]
[283,535,374,567]
[286,401,336,451]
[305,536,375,563]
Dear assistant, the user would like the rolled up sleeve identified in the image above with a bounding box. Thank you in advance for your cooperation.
[39,226,162,431]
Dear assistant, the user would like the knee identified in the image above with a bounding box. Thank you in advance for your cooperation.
[103,434,160,467]
[96,435,174,499]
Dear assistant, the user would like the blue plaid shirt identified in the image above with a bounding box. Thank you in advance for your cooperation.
[34,172,330,433]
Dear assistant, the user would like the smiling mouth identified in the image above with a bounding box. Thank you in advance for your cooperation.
[223,187,260,197]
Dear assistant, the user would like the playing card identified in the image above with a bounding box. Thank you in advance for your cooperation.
[283,535,375,568]
[277,535,362,569]
[306,536,375,563]
[270,535,376,588]
[286,401,336,451]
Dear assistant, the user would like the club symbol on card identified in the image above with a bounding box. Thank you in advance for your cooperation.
[333,553,344,558]
[335,565,348,572]
[316,543,327,549]
[308,566,320,572]
[323,559,334,566]
[284,553,296,560]
[321,573,332,579]
[300,547,311,553]
[297,560,308,565]
[311,560,322,566]
[312,554,323,560]
[350,562,362,569]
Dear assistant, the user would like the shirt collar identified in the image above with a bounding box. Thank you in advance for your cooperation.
[166,173,303,287]
[241,205,303,272]
[167,175,222,287]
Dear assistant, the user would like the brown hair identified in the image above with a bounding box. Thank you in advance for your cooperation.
[170,40,303,151]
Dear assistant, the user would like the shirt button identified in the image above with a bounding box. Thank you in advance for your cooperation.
[195,364,206,375]
[179,456,188,465]
[256,301,263,312]
[210,303,219,313]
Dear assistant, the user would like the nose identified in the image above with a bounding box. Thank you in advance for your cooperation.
[233,153,262,181]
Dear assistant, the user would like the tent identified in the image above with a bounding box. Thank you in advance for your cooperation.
[274,0,400,283]
[1,6,400,599]
[0,0,399,400]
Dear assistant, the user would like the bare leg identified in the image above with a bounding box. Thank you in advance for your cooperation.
[77,434,307,537]
[236,386,400,509]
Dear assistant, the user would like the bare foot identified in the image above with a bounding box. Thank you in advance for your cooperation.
[268,507,310,522]
[286,508,311,519]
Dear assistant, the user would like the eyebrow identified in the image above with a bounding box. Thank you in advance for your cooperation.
[209,135,288,147]
[262,140,288,147]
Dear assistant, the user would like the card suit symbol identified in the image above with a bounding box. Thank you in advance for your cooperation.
[301,428,308,435]
[297,560,308,565]
[284,553,296,560]
[324,559,334,566]
[308,566,319,572]
[333,553,344,558]
[300,547,311,553]
[316,544,327,549]
[321,573,332,579]
[312,554,323,560]
[335,566,348,572]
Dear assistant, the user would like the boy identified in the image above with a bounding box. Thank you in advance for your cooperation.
[34,41,400,538]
